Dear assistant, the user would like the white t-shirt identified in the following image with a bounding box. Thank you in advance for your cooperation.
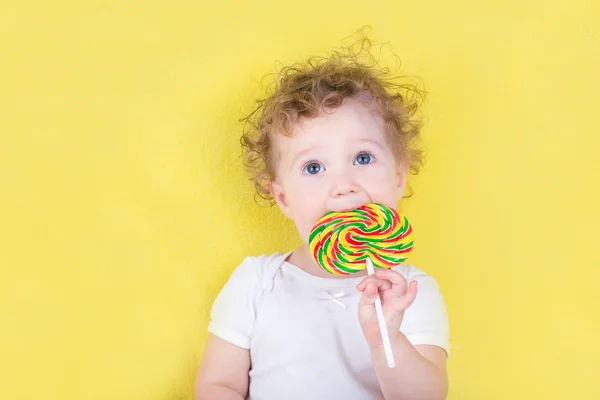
[208,251,450,400]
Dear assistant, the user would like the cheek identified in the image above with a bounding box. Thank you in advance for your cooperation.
[288,177,327,203]
[362,167,400,201]
[286,184,321,212]
[293,213,319,244]
[362,166,393,186]
[286,185,327,241]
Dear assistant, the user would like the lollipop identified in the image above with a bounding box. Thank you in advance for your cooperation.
[308,203,414,369]
[308,203,413,276]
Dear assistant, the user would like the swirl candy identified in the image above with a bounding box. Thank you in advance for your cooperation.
[308,203,413,276]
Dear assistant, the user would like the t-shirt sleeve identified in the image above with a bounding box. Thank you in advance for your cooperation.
[207,257,262,349]
[399,266,450,357]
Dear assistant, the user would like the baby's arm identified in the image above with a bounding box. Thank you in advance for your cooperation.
[357,269,449,399]
[372,339,448,399]
[194,334,250,400]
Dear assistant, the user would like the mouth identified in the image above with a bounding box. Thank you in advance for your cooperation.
[337,206,360,212]
[330,203,368,213]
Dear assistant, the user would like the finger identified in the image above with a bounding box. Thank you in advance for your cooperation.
[391,280,418,310]
[356,275,379,289]
[374,268,407,286]
[356,274,378,290]
[408,279,418,296]
[356,276,392,292]
[358,282,378,307]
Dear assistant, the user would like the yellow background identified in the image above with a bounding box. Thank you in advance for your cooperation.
[1,1,599,399]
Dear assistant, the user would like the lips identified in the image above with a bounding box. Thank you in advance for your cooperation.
[336,205,364,212]
[330,202,368,213]
[327,195,372,214]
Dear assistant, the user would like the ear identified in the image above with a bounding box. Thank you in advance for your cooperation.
[396,161,409,197]
[267,180,293,219]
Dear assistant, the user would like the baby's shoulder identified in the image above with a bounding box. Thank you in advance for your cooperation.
[227,251,290,288]
[391,264,443,292]
[391,263,430,279]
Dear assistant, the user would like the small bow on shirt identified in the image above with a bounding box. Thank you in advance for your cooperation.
[321,290,347,309]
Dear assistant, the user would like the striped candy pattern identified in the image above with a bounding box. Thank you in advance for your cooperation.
[308,203,414,275]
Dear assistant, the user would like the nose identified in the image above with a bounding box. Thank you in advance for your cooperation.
[329,172,358,198]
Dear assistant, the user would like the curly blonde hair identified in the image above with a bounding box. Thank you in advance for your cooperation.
[240,36,426,204]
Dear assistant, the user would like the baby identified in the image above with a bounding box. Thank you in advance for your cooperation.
[195,41,450,400]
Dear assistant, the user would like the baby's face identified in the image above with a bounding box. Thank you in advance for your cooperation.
[268,96,408,244]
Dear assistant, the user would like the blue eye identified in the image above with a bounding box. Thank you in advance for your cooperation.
[303,162,323,175]
[354,152,373,165]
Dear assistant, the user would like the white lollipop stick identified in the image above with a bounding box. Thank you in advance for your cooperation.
[366,257,395,368]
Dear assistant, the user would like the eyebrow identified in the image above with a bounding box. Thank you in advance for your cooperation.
[290,145,319,168]
[356,137,386,150]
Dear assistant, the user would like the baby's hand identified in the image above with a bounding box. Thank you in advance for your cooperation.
[356,269,417,349]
